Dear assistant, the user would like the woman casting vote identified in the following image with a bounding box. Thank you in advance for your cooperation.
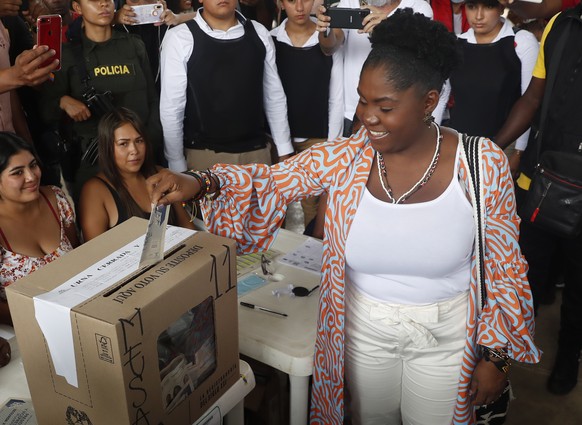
[146,10,540,425]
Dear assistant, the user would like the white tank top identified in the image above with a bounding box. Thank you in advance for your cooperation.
[345,144,475,304]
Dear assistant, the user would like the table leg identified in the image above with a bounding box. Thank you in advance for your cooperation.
[289,374,309,425]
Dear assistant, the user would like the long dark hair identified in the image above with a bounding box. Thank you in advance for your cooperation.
[0,132,40,175]
[97,108,157,219]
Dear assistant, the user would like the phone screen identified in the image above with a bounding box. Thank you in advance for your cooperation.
[36,14,62,71]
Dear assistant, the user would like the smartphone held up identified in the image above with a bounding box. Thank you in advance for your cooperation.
[36,14,62,71]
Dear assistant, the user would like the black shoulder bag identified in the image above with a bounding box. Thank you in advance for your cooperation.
[518,18,582,238]
[462,135,512,425]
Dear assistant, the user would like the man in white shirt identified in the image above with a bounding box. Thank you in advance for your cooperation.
[316,0,433,136]
[160,0,294,171]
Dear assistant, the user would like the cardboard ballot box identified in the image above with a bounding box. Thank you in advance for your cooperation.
[6,218,239,425]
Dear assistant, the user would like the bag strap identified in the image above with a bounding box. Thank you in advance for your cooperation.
[460,134,486,312]
[535,18,574,163]
[71,41,92,91]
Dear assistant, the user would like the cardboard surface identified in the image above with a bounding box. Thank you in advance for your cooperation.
[7,218,239,425]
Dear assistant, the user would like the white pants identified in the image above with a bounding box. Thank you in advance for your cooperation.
[345,284,468,425]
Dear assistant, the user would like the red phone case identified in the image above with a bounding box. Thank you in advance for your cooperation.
[36,14,62,71]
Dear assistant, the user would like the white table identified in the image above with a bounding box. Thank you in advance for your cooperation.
[0,336,255,425]
[238,229,320,425]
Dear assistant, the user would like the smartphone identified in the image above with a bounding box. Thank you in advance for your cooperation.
[132,3,164,25]
[36,14,62,71]
[327,7,371,30]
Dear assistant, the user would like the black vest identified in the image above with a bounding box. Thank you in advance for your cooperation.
[184,18,266,153]
[521,5,582,175]
[449,36,521,139]
[273,38,332,139]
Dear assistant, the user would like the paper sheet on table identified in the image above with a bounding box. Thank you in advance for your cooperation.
[33,226,195,388]
[0,324,15,340]
[277,238,323,274]
[0,398,37,425]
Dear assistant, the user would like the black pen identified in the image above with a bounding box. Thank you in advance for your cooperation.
[240,301,288,317]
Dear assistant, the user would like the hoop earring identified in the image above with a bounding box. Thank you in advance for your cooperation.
[423,112,434,127]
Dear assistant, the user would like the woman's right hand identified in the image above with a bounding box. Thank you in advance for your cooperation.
[0,337,11,368]
[146,169,201,206]
[59,96,91,122]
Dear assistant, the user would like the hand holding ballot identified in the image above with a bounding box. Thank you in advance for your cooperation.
[146,169,220,206]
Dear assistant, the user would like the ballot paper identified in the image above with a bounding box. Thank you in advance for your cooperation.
[0,398,37,425]
[278,237,323,274]
[139,204,170,269]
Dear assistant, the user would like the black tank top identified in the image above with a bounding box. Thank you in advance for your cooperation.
[95,177,149,227]
[449,36,521,139]
[273,39,332,139]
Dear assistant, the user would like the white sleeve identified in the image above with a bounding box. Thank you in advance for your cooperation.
[254,22,294,157]
[328,48,344,140]
[433,79,451,125]
[160,25,193,171]
[514,29,539,151]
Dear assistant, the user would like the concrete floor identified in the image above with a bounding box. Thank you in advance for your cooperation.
[506,292,582,425]
[282,202,582,425]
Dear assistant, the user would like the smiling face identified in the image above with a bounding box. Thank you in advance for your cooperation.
[356,65,434,154]
[0,151,42,203]
[465,1,504,42]
[73,0,115,27]
[281,0,314,26]
[113,122,146,176]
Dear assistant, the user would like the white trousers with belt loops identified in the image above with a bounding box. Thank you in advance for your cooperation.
[345,283,469,425]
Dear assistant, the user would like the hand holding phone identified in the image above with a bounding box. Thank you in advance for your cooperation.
[36,14,62,71]
[326,7,371,30]
[131,3,164,25]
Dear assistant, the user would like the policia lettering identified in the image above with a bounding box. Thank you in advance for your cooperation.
[92,64,135,77]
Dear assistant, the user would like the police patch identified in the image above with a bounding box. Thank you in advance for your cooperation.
[92,63,135,77]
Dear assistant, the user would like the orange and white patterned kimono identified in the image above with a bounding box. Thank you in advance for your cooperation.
[201,127,541,424]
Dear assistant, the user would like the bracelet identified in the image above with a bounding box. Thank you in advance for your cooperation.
[514,150,523,156]
[182,170,219,202]
[482,347,511,374]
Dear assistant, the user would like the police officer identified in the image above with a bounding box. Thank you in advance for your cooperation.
[40,0,162,198]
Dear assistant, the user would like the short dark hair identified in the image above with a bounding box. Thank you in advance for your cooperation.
[0,132,39,175]
[363,8,461,95]
[465,0,502,8]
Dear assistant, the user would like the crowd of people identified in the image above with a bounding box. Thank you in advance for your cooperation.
[1,0,581,423]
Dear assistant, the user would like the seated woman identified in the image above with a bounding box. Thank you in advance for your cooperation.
[0,132,79,326]
[79,108,194,241]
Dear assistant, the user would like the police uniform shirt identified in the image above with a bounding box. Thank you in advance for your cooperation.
[39,31,161,146]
